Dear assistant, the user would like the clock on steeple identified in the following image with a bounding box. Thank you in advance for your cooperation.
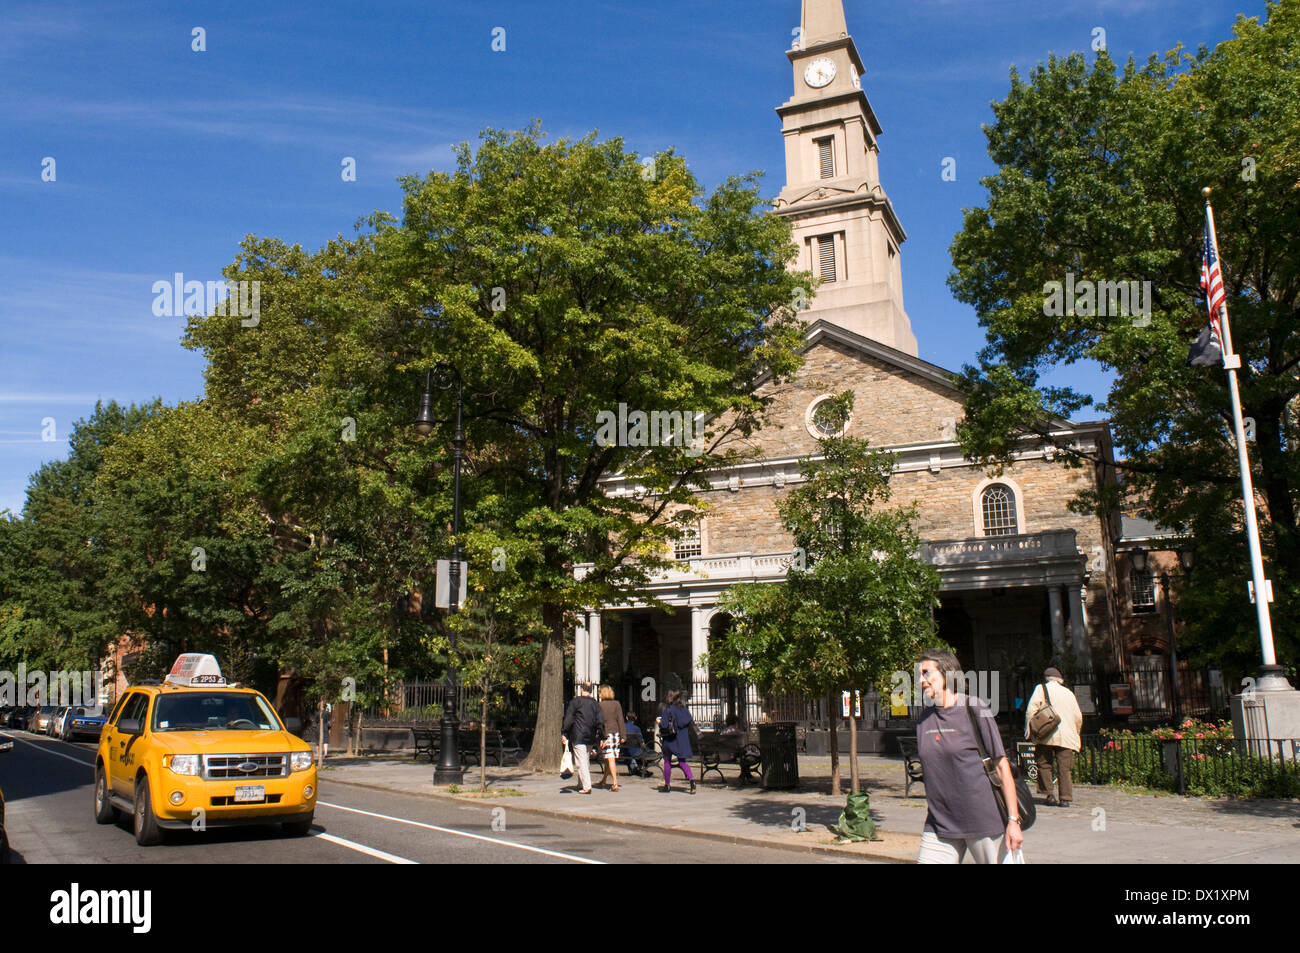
[774,0,917,356]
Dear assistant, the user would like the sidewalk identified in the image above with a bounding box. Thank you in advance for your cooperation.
[317,751,1300,863]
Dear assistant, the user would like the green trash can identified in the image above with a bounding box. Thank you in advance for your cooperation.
[759,722,799,789]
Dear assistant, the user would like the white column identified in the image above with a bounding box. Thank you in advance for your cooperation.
[588,611,602,686]
[574,616,589,684]
[690,606,710,684]
[1068,586,1088,656]
[1048,587,1066,657]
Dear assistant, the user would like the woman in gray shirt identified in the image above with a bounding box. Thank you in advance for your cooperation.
[915,649,1025,863]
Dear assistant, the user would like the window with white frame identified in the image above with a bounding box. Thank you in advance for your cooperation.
[674,521,702,560]
[1130,570,1156,614]
[980,484,1018,536]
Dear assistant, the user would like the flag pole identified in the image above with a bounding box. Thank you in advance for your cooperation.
[1202,187,1287,689]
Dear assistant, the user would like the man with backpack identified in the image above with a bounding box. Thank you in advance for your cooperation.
[561,682,605,794]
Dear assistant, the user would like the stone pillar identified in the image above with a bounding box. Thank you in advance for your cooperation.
[690,606,710,684]
[587,611,602,687]
[1067,586,1087,656]
[574,616,588,684]
[1048,587,1066,657]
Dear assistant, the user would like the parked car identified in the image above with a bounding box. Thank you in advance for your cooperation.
[0,733,12,862]
[61,706,107,741]
[31,706,58,734]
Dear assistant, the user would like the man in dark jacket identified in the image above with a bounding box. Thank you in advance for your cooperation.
[561,683,605,794]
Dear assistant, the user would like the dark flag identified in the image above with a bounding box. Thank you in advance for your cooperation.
[1187,210,1226,367]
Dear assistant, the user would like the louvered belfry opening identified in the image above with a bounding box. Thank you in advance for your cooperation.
[818,234,836,282]
[817,137,834,179]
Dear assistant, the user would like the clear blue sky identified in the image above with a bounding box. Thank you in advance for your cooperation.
[0,0,1264,515]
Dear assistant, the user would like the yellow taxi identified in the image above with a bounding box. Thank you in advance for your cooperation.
[94,654,317,845]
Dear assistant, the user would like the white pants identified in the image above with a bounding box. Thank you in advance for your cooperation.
[572,744,592,792]
[917,829,1008,864]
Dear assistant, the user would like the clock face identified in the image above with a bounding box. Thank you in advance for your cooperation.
[803,57,836,89]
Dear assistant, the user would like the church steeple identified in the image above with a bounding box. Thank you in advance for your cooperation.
[800,0,848,48]
[774,0,917,356]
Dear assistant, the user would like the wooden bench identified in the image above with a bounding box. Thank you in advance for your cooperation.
[697,732,762,784]
[411,726,439,762]
[896,736,924,797]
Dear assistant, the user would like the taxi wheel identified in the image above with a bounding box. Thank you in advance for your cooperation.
[282,813,314,836]
[133,776,164,846]
[93,765,117,824]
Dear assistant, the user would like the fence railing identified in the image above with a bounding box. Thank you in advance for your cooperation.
[1063,733,1300,797]
[1069,664,1230,725]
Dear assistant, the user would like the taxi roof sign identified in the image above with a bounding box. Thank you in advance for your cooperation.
[164,653,227,687]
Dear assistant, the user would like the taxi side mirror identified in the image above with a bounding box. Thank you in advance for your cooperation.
[119,718,142,735]
[285,717,302,733]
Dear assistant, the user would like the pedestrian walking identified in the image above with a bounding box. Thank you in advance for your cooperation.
[657,690,696,794]
[561,682,605,795]
[596,684,625,791]
[915,649,1024,864]
[1025,667,1083,806]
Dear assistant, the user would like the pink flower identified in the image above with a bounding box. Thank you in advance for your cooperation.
[1173,733,1183,740]
[1182,719,1195,728]
[1196,732,1205,739]
[1205,724,1216,731]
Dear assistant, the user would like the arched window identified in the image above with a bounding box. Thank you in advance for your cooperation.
[981,484,1018,536]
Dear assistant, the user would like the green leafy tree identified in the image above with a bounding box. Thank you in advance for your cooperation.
[947,3,1300,675]
[368,123,811,770]
[708,394,940,796]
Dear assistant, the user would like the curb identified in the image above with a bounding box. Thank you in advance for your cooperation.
[321,773,917,863]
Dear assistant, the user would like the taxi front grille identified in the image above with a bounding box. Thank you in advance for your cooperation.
[202,754,288,779]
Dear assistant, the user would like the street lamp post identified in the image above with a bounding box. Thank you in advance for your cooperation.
[416,363,466,785]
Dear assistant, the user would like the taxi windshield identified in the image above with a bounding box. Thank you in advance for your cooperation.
[152,693,281,732]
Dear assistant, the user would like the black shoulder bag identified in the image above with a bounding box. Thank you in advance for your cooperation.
[966,701,1036,831]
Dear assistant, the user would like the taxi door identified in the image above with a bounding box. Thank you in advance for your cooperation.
[108,693,149,799]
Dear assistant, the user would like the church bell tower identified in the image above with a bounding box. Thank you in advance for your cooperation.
[774,0,917,355]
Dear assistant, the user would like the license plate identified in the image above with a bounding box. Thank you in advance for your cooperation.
[234,785,265,803]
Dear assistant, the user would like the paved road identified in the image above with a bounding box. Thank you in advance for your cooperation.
[1,731,868,864]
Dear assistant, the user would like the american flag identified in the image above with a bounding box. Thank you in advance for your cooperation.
[1188,211,1226,366]
[1200,212,1226,336]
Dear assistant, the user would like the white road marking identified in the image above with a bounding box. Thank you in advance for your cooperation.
[309,830,418,864]
[317,800,606,864]
[12,735,95,768]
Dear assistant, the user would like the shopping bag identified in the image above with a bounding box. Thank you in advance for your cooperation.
[560,741,574,780]
[1001,848,1026,864]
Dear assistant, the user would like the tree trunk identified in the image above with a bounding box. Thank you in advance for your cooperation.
[827,688,840,797]
[520,605,566,773]
[849,696,859,796]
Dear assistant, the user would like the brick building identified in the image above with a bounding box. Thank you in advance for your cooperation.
[574,0,1125,732]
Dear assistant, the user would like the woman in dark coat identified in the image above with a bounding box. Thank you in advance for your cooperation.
[657,690,696,794]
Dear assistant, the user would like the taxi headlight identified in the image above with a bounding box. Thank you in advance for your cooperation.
[164,754,200,776]
[291,751,314,772]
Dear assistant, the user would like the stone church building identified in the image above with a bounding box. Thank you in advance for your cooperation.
[575,0,1125,736]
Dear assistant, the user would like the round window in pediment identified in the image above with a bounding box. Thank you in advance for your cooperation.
[805,394,851,439]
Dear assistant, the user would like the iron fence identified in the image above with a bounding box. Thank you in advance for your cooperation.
[356,679,536,726]
[1067,733,1300,797]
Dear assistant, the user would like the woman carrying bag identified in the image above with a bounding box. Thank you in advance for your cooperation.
[915,649,1027,864]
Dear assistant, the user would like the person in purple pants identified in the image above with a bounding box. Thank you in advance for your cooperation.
[657,690,696,794]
